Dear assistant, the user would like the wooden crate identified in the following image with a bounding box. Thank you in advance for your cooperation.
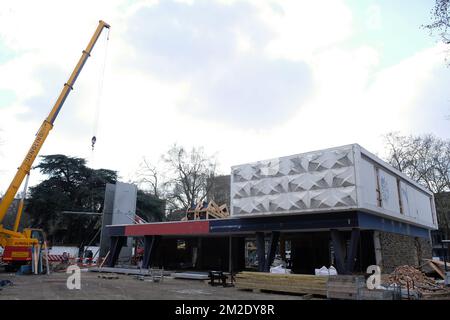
[235,272,328,296]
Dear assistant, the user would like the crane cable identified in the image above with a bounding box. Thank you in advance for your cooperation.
[91,27,110,153]
[89,28,110,215]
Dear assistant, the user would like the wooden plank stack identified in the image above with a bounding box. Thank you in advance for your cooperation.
[359,288,395,300]
[184,201,229,220]
[235,272,328,296]
[422,259,446,279]
[326,275,365,300]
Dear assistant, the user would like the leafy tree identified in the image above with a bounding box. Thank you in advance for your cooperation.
[0,199,27,230]
[136,189,165,222]
[26,154,167,245]
[26,154,117,244]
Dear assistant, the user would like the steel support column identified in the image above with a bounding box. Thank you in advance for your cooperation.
[346,228,360,273]
[264,231,280,272]
[228,236,233,273]
[330,229,346,274]
[256,232,266,272]
[196,237,203,270]
[106,236,126,267]
[142,235,161,269]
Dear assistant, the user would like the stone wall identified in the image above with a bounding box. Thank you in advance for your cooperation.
[377,231,432,273]
[415,237,433,264]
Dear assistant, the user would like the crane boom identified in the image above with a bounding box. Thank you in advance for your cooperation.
[0,20,110,225]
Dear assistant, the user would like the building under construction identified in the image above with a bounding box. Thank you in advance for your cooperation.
[103,144,437,275]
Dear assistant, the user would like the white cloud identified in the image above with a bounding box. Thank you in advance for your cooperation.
[260,0,354,61]
[366,4,382,31]
[0,0,448,196]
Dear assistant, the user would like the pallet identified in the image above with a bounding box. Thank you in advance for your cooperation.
[235,272,328,296]
[327,275,365,300]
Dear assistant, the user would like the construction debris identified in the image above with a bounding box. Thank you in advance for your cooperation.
[388,265,447,294]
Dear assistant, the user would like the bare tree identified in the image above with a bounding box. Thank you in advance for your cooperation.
[136,157,161,197]
[384,132,450,237]
[424,1,450,119]
[425,0,450,45]
[162,144,217,210]
[384,132,414,173]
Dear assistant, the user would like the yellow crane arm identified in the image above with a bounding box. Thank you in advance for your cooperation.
[13,173,30,232]
[0,20,110,225]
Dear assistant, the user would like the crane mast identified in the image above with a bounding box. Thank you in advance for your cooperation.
[0,20,110,227]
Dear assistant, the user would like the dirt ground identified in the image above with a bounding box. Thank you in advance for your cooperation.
[0,271,308,300]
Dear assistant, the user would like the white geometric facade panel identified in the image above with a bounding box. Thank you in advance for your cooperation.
[231,146,357,216]
[230,144,437,230]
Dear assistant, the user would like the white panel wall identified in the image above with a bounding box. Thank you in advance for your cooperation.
[231,146,358,216]
[378,168,400,213]
[399,181,412,218]
[408,186,434,225]
[230,144,437,229]
[358,146,437,229]
[112,182,137,260]
[112,182,137,225]
[359,157,378,207]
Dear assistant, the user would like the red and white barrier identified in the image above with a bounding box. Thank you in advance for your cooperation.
[47,254,65,262]
[46,255,96,266]
[69,257,98,267]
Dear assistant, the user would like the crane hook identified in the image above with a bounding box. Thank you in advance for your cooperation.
[91,136,97,151]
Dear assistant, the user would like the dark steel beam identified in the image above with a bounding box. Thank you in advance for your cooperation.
[142,235,161,269]
[345,228,360,273]
[256,232,266,272]
[330,229,346,274]
[210,212,358,233]
[264,231,280,272]
[106,236,126,267]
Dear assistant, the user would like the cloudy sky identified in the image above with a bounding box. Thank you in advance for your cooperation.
[0,0,449,193]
